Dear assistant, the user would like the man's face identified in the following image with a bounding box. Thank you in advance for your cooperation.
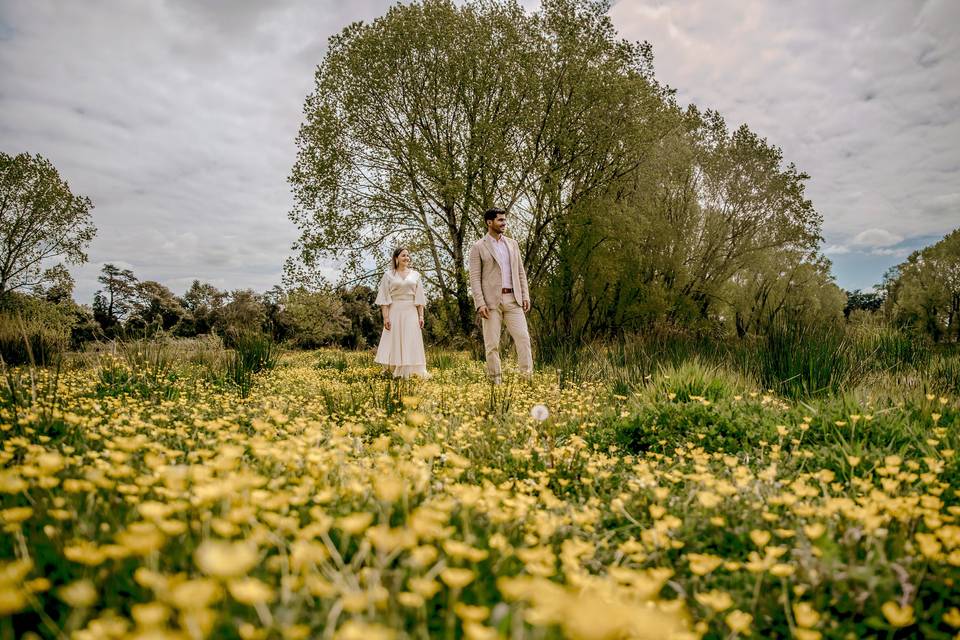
[488,213,507,234]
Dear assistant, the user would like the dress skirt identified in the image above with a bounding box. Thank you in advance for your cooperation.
[374,299,429,378]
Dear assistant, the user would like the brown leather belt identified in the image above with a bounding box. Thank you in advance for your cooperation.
[501,288,513,293]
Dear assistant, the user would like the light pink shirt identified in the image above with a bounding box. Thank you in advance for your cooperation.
[489,234,512,289]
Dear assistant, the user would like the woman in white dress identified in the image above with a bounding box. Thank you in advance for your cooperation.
[374,247,430,378]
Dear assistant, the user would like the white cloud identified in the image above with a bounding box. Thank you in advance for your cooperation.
[868,247,912,258]
[850,228,904,248]
[823,244,852,255]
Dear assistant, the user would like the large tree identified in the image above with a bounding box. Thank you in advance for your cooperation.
[0,152,95,298]
[533,105,828,342]
[883,228,960,342]
[288,0,671,335]
[181,280,227,335]
[92,263,139,330]
[128,281,188,332]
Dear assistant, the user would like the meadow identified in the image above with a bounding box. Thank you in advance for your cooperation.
[1,335,959,640]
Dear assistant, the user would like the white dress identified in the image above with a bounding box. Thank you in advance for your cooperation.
[374,269,430,378]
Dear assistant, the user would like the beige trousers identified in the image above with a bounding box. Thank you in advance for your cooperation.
[481,292,533,381]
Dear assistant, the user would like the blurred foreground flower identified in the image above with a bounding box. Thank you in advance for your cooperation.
[881,601,915,628]
[530,404,550,421]
[58,579,97,608]
[195,540,259,578]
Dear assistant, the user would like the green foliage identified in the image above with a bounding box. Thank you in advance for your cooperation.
[426,349,460,371]
[225,331,279,397]
[854,323,931,372]
[0,152,96,297]
[614,395,778,454]
[844,288,884,317]
[927,351,960,395]
[883,227,960,343]
[750,316,861,398]
[282,287,350,348]
[92,338,181,400]
[0,292,71,365]
[92,263,139,331]
[217,290,268,343]
[534,104,838,344]
[289,0,668,335]
[315,350,349,372]
[127,280,188,333]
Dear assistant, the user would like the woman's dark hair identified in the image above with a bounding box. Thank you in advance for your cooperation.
[391,246,408,270]
[484,207,506,222]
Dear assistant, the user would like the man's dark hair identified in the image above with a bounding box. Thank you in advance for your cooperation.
[484,207,506,222]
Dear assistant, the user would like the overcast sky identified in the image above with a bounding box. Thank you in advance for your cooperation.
[1,0,957,304]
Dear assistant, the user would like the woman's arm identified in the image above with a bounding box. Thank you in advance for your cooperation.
[414,272,426,328]
[375,272,393,330]
[381,304,392,331]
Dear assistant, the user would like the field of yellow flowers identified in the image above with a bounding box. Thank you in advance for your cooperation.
[1,347,958,639]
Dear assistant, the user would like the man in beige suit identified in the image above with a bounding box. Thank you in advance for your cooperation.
[469,208,533,383]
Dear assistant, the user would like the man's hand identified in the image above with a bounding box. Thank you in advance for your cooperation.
[522,300,530,313]
[477,305,490,320]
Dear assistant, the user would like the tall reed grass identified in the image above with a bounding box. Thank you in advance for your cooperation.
[226,331,279,396]
[0,308,69,366]
[541,319,942,401]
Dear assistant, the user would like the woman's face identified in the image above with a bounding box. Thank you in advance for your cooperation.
[397,250,411,268]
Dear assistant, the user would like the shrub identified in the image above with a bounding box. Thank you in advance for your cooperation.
[614,396,779,453]
[0,293,71,365]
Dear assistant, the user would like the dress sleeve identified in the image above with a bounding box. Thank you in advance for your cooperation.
[414,272,426,306]
[375,272,392,305]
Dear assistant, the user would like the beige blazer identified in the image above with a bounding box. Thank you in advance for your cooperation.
[468,234,530,310]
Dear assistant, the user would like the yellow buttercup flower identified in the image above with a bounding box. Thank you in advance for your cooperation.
[334,621,395,640]
[687,553,723,576]
[228,577,275,605]
[697,491,722,508]
[749,530,771,548]
[408,576,441,598]
[725,609,753,633]
[943,607,960,627]
[694,590,733,611]
[792,601,820,628]
[0,589,27,616]
[397,591,424,607]
[168,578,222,611]
[58,579,97,608]
[439,567,475,590]
[337,512,375,536]
[195,540,259,578]
[454,602,490,623]
[131,602,170,627]
[881,601,914,628]
[463,622,498,640]
[0,507,33,525]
